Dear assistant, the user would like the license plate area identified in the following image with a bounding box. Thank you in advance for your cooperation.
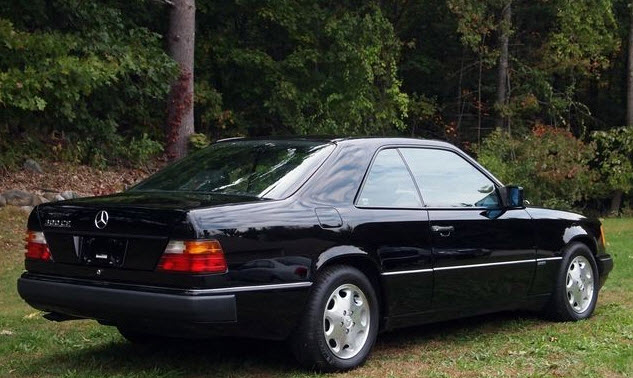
[80,237,128,267]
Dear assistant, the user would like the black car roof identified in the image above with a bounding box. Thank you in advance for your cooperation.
[217,136,457,149]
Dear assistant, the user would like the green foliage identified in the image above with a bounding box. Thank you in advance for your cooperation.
[0,0,631,213]
[189,133,211,151]
[196,0,408,137]
[478,125,596,210]
[119,134,164,167]
[0,0,176,168]
[545,0,619,75]
[592,127,633,196]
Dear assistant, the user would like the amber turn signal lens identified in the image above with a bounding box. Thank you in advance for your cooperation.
[600,225,606,247]
[185,240,223,255]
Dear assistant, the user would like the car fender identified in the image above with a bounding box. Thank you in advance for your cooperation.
[562,224,599,254]
[315,245,376,271]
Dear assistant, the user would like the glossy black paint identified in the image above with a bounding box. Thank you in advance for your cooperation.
[20,137,613,340]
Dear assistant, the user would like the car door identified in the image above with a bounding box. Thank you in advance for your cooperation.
[350,148,434,319]
[399,147,535,310]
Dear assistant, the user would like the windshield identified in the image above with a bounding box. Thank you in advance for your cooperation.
[131,140,335,199]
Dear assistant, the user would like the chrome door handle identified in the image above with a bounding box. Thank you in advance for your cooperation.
[431,225,454,237]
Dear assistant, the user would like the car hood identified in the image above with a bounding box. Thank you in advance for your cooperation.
[524,206,593,223]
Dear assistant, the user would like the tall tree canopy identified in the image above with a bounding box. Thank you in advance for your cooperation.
[1,0,633,212]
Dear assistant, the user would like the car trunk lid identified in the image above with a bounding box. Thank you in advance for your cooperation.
[35,191,264,271]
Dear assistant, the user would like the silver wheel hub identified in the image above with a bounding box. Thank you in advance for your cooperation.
[322,283,370,359]
[566,255,595,313]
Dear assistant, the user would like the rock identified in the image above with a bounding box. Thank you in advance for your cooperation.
[60,190,77,200]
[0,195,5,207]
[2,190,33,206]
[54,194,65,202]
[32,195,49,206]
[23,158,43,174]
[20,206,33,214]
[43,192,58,201]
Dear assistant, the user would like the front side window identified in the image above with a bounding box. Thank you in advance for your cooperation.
[356,149,422,208]
[400,148,499,208]
[132,140,335,199]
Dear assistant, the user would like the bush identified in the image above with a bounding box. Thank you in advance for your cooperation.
[0,2,177,169]
[477,125,596,210]
[591,127,633,199]
[189,133,211,151]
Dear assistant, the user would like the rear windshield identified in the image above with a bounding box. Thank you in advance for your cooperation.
[131,140,335,199]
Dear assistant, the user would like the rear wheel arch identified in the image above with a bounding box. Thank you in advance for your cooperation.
[315,253,387,328]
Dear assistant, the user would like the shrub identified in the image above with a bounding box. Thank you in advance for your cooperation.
[591,127,633,198]
[0,1,177,169]
[189,133,211,151]
[477,125,596,210]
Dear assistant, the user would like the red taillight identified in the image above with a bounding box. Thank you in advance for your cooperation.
[157,240,227,274]
[25,231,52,261]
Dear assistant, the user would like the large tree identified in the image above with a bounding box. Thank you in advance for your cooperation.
[166,0,196,160]
[628,1,633,127]
[495,2,511,130]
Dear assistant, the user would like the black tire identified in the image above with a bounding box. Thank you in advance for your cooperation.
[117,326,165,344]
[290,265,379,372]
[545,242,600,321]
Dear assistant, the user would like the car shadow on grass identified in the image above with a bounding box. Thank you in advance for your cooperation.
[27,336,301,376]
[26,310,543,376]
[378,310,543,346]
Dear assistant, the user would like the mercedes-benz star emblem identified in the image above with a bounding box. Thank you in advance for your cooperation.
[94,210,109,229]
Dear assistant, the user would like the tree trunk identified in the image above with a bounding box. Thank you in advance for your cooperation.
[495,2,511,130]
[477,49,483,149]
[456,47,466,131]
[610,189,623,215]
[626,2,633,127]
[612,3,633,215]
[166,0,195,160]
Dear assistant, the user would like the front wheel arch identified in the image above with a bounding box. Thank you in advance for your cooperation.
[545,242,600,321]
[567,235,598,256]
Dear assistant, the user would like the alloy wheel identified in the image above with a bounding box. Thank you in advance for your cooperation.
[566,255,595,313]
[322,283,370,359]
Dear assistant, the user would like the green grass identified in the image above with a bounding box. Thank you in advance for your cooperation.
[0,207,632,377]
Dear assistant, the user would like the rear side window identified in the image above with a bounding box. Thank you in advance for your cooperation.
[400,148,499,208]
[356,149,422,208]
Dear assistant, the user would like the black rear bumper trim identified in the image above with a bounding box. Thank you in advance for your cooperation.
[18,276,236,323]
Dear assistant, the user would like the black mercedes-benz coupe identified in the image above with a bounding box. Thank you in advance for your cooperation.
[18,137,613,371]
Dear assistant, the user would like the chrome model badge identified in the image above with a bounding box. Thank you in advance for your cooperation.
[44,219,71,228]
[94,210,109,229]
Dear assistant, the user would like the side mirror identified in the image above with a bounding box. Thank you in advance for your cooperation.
[498,185,524,208]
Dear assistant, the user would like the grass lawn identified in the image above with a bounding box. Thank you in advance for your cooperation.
[0,206,631,377]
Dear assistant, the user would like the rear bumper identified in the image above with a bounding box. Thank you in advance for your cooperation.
[18,274,237,323]
[17,273,312,339]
